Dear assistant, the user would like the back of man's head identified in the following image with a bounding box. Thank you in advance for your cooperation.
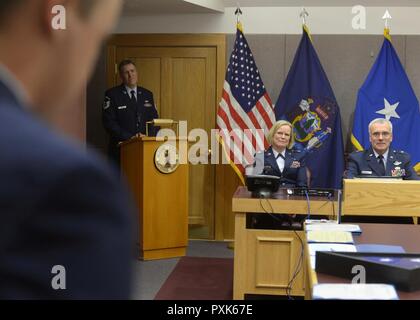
[0,0,122,119]
[0,1,24,18]
[0,0,99,25]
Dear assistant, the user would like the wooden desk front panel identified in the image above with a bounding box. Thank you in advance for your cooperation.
[233,212,306,299]
[343,179,420,216]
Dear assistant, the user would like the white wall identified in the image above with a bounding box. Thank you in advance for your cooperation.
[183,0,225,12]
[116,6,420,35]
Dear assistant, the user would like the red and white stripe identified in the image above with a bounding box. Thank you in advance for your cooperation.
[217,81,276,176]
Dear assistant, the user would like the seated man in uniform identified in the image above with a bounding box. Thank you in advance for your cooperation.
[102,60,159,166]
[344,118,419,224]
[346,118,418,180]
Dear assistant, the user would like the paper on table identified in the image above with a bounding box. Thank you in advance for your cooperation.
[305,219,336,224]
[308,243,357,257]
[356,244,405,253]
[307,230,354,244]
[312,284,399,300]
[306,223,361,233]
[308,243,357,269]
[310,256,316,270]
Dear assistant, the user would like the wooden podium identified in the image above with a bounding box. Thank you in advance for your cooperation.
[120,137,189,260]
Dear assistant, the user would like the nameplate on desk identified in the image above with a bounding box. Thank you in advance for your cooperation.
[308,243,357,269]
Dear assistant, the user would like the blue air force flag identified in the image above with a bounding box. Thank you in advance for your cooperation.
[351,29,420,173]
[275,26,345,189]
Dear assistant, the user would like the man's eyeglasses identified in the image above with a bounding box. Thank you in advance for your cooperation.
[371,131,391,138]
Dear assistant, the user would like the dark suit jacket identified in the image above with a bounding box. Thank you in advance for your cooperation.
[251,146,308,187]
[346,147,419,180]
[0,80,134,299]
[102,85,159,163]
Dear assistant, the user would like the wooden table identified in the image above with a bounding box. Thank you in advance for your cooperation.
[232,181,420,300]
[306,223,420,300]
[232,186,339,299]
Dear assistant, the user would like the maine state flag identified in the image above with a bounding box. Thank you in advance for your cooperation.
[275,26,344,189]
[352,29,420,173]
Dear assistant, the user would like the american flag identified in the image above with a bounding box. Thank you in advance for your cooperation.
[217,24,275,184]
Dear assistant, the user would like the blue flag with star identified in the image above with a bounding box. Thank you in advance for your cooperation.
[351,29,420,173]
[275,26,345,189]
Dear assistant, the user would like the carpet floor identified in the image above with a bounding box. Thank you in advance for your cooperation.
[154,256,233,300]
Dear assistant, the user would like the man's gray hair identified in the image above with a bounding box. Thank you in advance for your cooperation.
[368,118,393,134]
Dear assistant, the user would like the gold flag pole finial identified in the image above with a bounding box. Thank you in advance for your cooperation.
[300,8,312,42]
[382,9,392,41]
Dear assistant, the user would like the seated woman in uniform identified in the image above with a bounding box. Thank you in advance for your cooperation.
[246,120,308,229]
[249,120,307,188]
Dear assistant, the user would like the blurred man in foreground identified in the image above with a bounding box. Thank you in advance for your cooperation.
[0,0,134,299]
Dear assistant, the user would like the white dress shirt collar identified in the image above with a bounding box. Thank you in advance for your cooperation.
[272,149,286,173]
[272,149,286,159]
[373,149,389,169]
[0,63,30,108]
[125,86,137,97]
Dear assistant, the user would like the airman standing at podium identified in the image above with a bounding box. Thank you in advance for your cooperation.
[102,59,159,165]
[346,118,419,180]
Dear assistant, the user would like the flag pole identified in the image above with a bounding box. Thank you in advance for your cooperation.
[235,3,243,28]
[228,5,244,252]
[300,7,309,26]
[300,7,312,42]
[382,9,392,29]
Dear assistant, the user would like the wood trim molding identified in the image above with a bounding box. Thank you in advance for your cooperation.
[108,34,226,47]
